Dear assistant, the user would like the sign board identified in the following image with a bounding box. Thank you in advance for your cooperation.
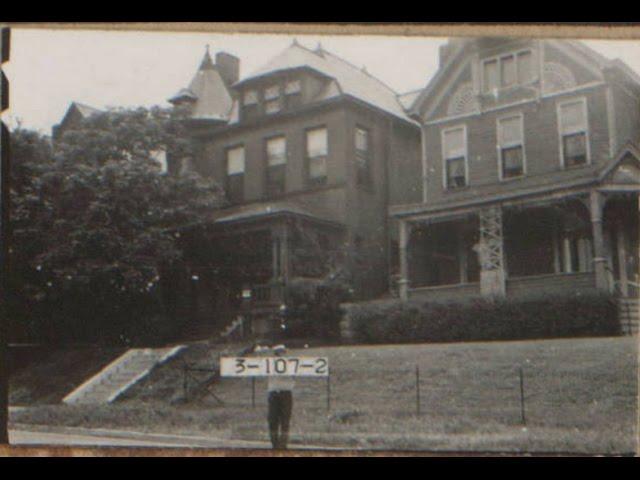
[220,357,329,377]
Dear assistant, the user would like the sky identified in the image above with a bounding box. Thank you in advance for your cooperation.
[4,28,640,134]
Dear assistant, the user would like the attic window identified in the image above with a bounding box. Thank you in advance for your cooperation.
[244,90,258,105]
[482,49,536,94]
[265,85,280,100]
[265,85,281,114]
[285,80,301,95]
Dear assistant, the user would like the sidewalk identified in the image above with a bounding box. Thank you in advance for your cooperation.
[9,423,345,450]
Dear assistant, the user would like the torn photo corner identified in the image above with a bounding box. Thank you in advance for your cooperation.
[1,23,639,457]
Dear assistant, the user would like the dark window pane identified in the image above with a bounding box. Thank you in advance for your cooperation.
[227,174,244,203]
[308,156,327,186]
[446,157,466,189]
[266,164,286,196]
[501,146,524,178]
[563,133,587,166]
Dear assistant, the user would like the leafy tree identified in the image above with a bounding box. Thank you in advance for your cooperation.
[9,107,224,344]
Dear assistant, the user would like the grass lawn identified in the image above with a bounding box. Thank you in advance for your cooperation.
[10,336,639,454]
[9,346,125,405]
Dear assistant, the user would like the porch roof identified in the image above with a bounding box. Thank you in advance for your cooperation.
[390,145,640,220]
[212,200,345,229]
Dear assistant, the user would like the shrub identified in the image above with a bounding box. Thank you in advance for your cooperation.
[345,292,619,345]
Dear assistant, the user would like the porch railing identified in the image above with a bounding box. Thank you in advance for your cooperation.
[246,282,286,308]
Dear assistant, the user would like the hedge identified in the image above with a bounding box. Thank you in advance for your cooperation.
[343,292,620,345]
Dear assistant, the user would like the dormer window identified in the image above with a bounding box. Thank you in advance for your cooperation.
[482,49,536,94]
[244,90,258,105]
[265,85,281,114]
[284,79,302,109]
[285,80,301,95]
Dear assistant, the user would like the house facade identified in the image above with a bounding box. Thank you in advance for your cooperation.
[169,43,421,336]
[390,38,640,314]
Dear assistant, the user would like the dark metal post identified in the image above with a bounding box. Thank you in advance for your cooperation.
[251,377,256,408]
[182,364,188,400]
[416,364,421,416]
[519,367,526,426]
[326,372,331,412]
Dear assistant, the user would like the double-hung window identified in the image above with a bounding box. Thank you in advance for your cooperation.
[226,146,245,203]
[558,98,589,168]
[306,127,328,187]
[242,89,259,120]
[355,127,372,187]
[482,49,536,93]
[265,136,286,196]
[442,126,467,189]
[284,79,302,108]
[497,114,525,179]
[264,85,281,114]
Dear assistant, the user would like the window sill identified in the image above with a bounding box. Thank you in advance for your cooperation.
[499,174,525,183]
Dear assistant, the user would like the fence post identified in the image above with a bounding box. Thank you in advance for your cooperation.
[415,364,421,416]
[183,364,188,400]
[251,377,256,408]
[326,372,331,412]
[519,367,526,426]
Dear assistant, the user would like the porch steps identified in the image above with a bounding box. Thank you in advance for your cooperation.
[619,297,639,335]
[62,346,185,405]
[220,317,244,339]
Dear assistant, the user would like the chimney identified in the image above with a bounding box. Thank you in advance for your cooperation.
[216,52,240,87]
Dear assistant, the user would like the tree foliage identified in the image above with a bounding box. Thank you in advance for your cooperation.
[9,107,224,344]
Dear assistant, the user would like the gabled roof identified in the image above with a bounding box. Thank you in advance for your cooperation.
[72,102,102,118]
[408,38,640,117]
[235,41,417,125]
[169,47,234,122]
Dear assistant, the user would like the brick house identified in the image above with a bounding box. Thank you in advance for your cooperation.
[389,38,640,323]
[168,43,421,336]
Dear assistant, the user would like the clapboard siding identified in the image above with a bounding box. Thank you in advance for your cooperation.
[506,272,597,298]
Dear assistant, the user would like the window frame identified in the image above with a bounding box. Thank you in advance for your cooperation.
[305,126,329,187]
[556,96,591,169]
[355,125,373,187]
[264,84,282,114]
[496,112,526,181]
[225,144,246,203]
[481,48,536,94]
[264,135,287,197]
[441,124,468,190]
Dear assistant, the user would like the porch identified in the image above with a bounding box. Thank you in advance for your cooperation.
[396,191,638,304]
[178,202,346,339]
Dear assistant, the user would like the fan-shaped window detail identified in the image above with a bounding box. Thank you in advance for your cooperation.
[542,62,577,94]
[447,82,478,116]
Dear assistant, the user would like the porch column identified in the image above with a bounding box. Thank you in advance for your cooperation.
[477,206,506,297]
[589,190,609,291]
[616,220,629,296]
[271,224,289,282]
[398,219,413,301]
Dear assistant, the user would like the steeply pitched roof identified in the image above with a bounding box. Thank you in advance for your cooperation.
[235,42,417,125]
[72,102,102,118]
[169,47,234,122]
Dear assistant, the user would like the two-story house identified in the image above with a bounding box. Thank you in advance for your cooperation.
[390,38,640,320]
[169,42,421,336]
